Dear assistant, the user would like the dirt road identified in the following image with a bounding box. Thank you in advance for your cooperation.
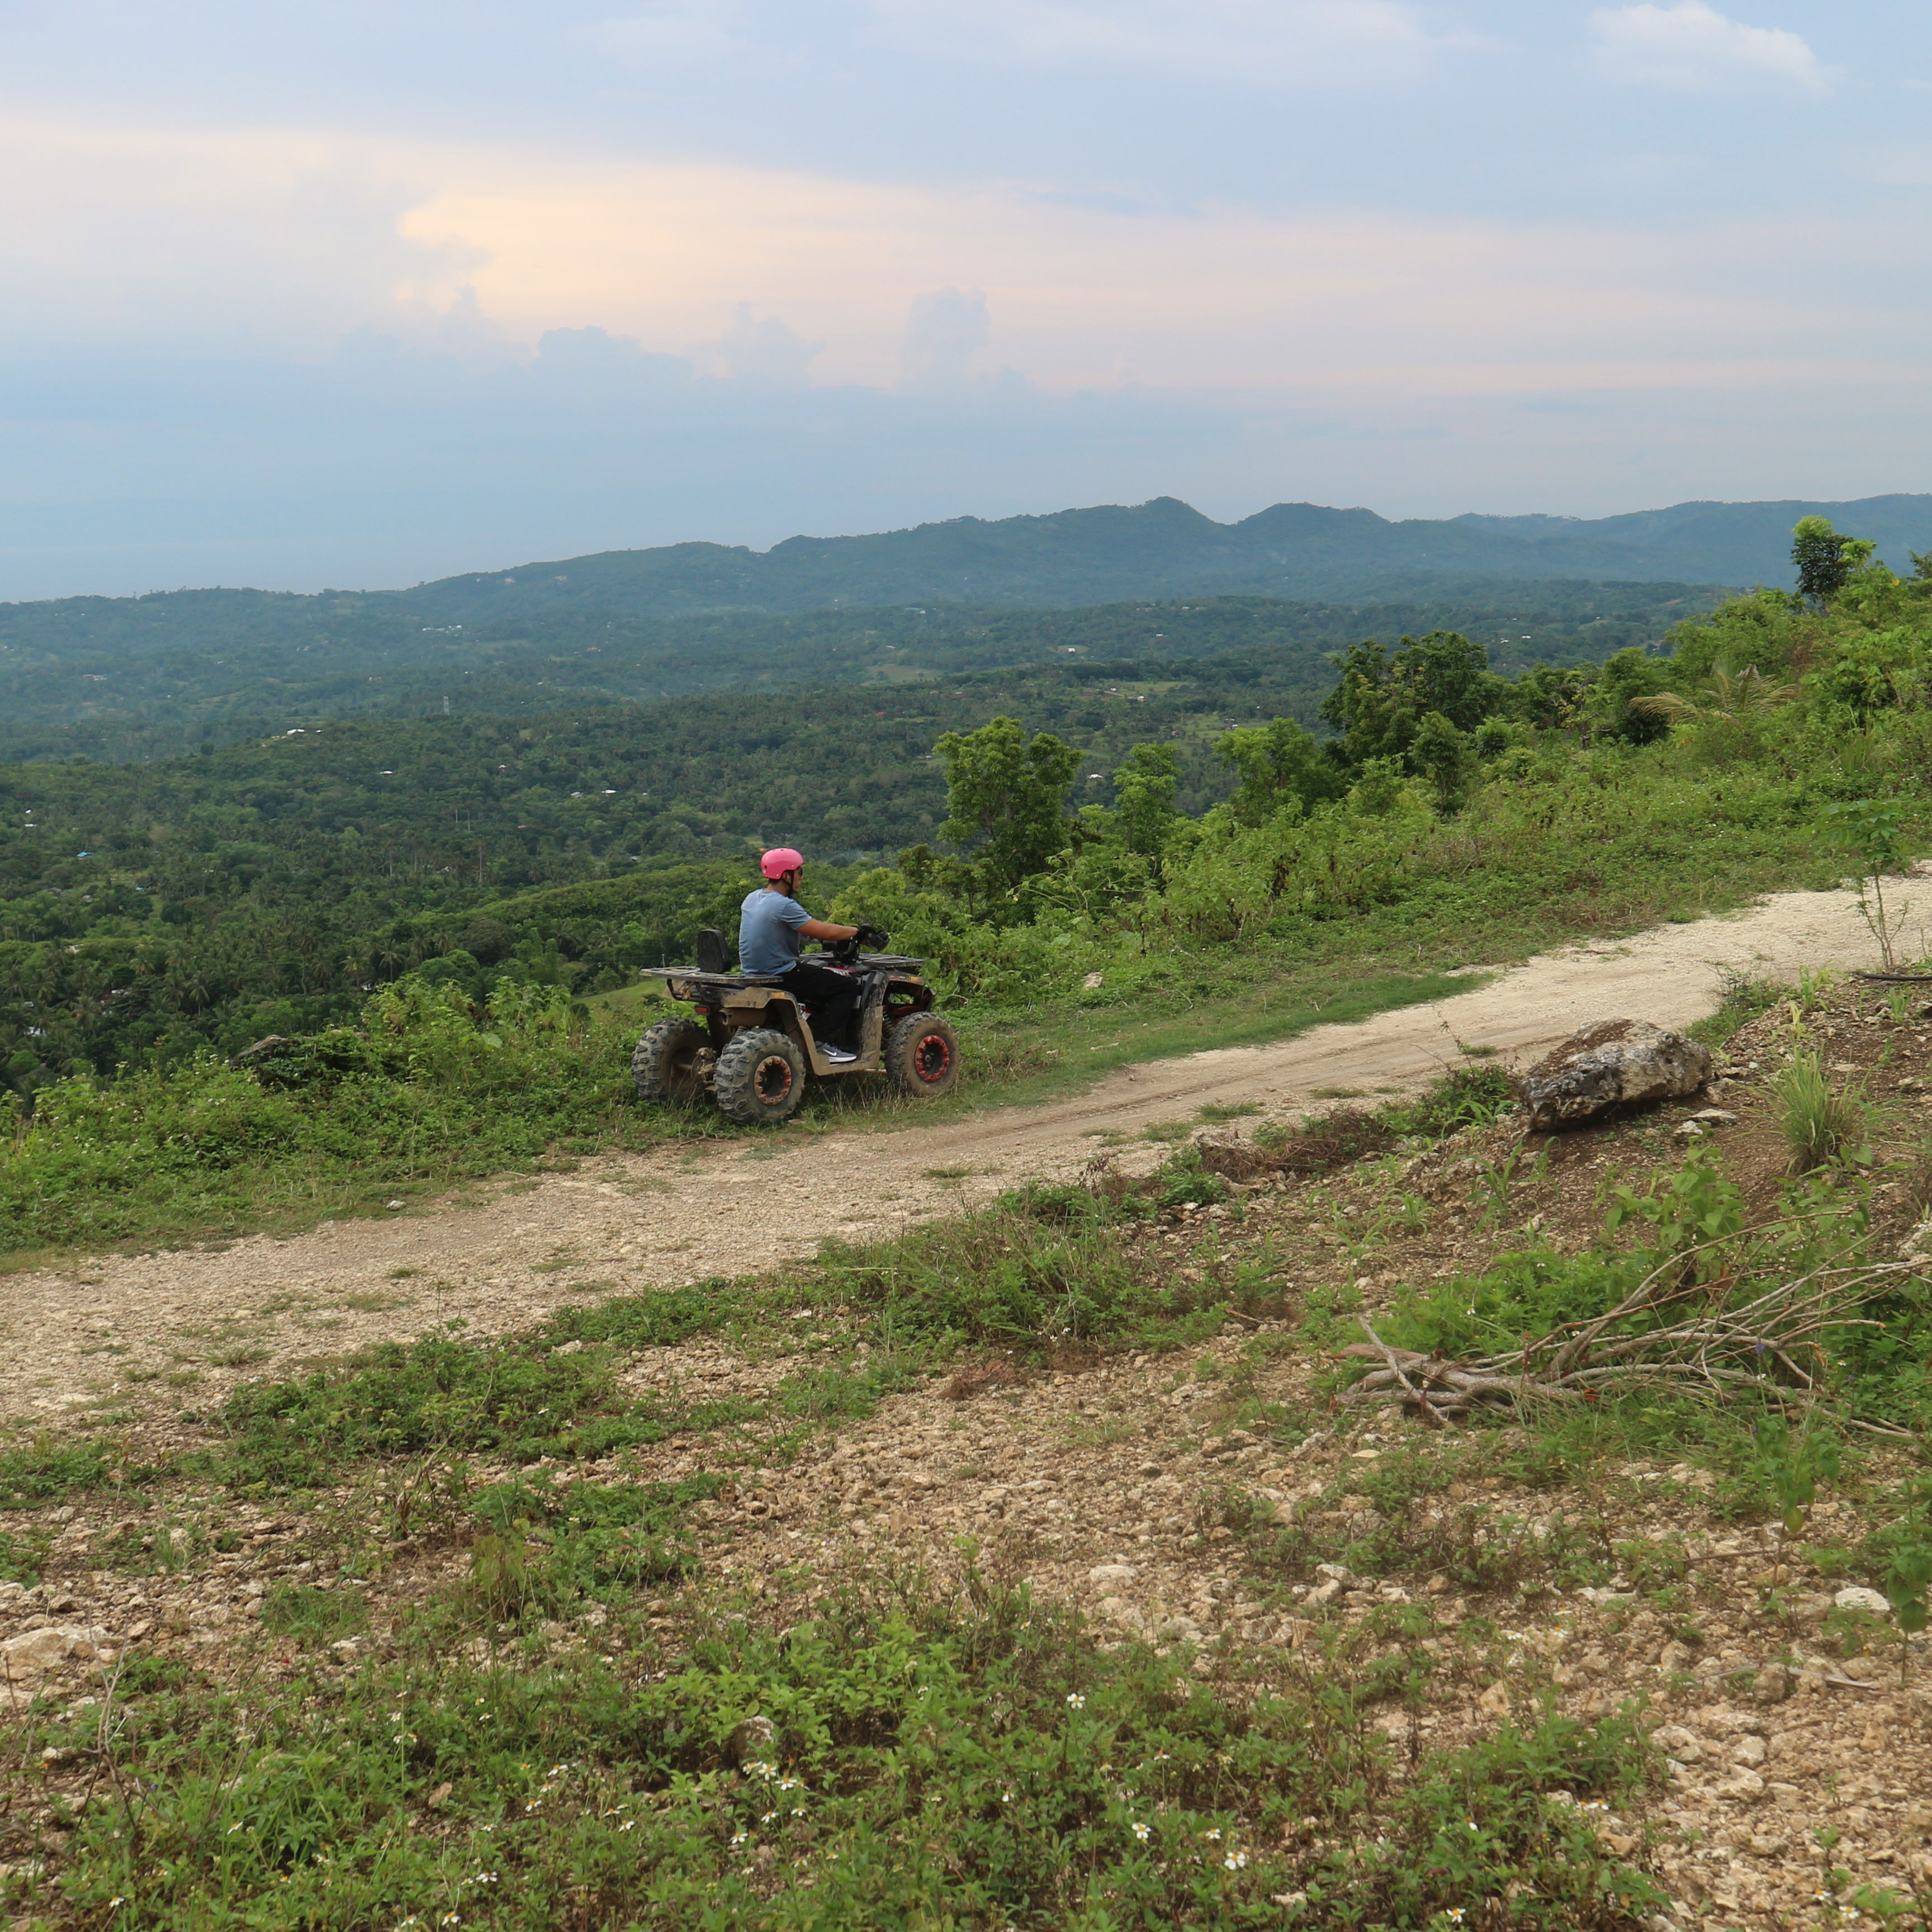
[7,878,1911,1422]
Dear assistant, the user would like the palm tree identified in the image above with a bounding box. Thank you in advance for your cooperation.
[1629,666,1798,726]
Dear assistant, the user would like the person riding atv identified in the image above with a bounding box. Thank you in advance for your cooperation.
[740,846,863,1063]
[629,847,960,1125]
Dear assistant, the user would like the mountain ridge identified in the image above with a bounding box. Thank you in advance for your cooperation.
[398,491,1932,622]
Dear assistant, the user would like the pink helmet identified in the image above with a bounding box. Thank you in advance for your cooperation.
[760,846,804,880]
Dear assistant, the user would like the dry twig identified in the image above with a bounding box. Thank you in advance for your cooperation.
[1337,1250,1912,1434]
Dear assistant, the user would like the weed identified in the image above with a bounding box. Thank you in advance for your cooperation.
[1741,1418,1842,1536]
[1771,1051,1867,1173]
[262,1584,372,1647]
[1687,971,1788,1049]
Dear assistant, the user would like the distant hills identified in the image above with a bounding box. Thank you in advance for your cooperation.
[0,489,1921,764]
[401,493,1932,620]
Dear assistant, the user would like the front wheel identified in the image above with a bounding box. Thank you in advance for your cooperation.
[632,1017,711,1105]
[713,1027,807,1126]
[884,1011,960,1099]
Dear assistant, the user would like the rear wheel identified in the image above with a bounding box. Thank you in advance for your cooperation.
[713,1027,807,1126]
[632,1017,711,1104]
[884,1011,960,1099]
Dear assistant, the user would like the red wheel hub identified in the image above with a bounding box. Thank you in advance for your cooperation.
[912,1033,952,1083]
[754,1055,794,1102]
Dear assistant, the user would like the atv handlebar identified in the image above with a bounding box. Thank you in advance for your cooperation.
[825,924,890,964]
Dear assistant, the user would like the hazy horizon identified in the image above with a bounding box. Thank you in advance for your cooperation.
[6,2,1927,601]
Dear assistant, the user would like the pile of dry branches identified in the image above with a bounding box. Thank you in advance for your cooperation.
[1337,1238,1914,1435]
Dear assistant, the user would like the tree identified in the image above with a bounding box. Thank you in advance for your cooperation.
[1319,631,1495,768]
[1819,798,1912,970]
[1628,666,1798,728]
[1110,742,1181,859]
[1214,717,1346,825]
[1408,711,1476,812]
[933,715,1081,897]
[1791,517,1876,608]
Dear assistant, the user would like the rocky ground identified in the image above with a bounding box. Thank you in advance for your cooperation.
[7,968,1932,1928]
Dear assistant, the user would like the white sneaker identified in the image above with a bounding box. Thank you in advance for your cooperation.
[820,1043,858,1063]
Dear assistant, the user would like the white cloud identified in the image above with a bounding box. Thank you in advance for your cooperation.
[903,286,989,386]
[714,304,823,386]
[590,3,747,67]
[1588,2,1827,92]
[869,0,1466,89]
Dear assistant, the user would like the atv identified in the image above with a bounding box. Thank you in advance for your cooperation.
[631,926,960,1126]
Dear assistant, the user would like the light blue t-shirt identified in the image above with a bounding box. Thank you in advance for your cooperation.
[739,888,811,974]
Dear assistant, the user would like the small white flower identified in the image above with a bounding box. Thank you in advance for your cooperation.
[1132,1821,1152,1841]
[1224,1850,1248,1870]
[731,1831,748,1847]
[1066,1693,1086,1710]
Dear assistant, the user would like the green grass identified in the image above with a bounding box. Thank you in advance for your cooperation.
[30,1565,1665,1932]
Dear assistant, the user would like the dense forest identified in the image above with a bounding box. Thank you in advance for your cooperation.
[0,650,1414,1075]
[0,583,1717,764]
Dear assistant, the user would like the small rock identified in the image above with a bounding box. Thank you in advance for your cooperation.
[1718,1765,1766,1802]
[1087,1563,1137,1584]
[1835,1586,1892,1617]
[1687,1107,1738,1125]
[1653,1725,1703,1762]
[1731,1735,1766,1768]
[728,1716,776,1764]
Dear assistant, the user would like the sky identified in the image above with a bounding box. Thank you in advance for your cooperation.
[2,0,1928,598]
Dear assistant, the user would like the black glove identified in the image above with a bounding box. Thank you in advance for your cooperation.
[856,924,889,951]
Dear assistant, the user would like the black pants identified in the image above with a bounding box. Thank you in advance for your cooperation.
[778,963,860,1053]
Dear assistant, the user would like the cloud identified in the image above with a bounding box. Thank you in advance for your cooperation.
[869,0,1466,89]
[1588,2,1827,92]
[714,304,823,386]
[903,286,989,386]
[590,3,747,68]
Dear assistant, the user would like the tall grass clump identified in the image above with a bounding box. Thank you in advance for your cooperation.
[1772,1050,1866,1173]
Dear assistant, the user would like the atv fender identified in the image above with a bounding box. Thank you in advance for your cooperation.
[721,986,872,1077]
